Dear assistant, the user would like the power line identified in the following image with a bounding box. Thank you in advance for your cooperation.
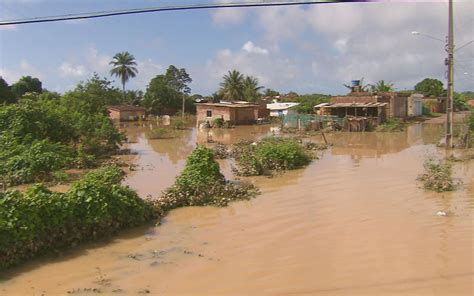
[0,1,363,26]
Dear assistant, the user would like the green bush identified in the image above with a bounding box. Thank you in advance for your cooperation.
[376,118,405,132]
[213,118,224,128]
[0,166,159,270]
[0,137,74,185]
[418,159,456,192]
[171,118,187,130]
[233,137,312,176]
[157,146,258,210]
[422,104,432,116]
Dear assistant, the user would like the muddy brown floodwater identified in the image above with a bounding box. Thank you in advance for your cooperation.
[1,122,473,295]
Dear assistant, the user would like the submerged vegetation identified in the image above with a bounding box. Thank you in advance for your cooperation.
[376,118,405,132]
[156,146,259,208]
[0,76,125,186]
[418,159,457,192]
[0,166,159,270]
[212,136,315,176]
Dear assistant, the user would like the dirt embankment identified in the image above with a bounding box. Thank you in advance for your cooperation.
[423,111,470,124]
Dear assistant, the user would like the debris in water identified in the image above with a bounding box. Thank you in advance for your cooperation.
[436,211,448,217]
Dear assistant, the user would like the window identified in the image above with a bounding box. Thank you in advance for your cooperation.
[206,110,212,117]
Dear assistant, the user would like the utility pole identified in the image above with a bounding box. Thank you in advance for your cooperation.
[445,0,454,149]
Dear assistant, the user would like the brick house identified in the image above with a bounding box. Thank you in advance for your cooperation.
[196,102,259,125]
[107,105,147,121]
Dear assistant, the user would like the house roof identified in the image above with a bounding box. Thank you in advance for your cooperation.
[196,102,259,108]
[315,102,387,108]
[266,102,300,111]
[107,105,147,112]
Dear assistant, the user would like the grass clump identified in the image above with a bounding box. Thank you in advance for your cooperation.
[418,159,457,192]
[0,166,159,270]
[232,137,312,176]
[376,118,405,132]
[156,146,258,209]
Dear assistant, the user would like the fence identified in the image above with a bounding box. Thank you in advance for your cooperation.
[282,114,344,130]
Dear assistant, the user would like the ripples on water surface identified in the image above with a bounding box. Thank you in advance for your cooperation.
[1,122,473,295]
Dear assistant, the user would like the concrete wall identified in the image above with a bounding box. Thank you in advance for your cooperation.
[196,105,258,125]
[108,110,145,121]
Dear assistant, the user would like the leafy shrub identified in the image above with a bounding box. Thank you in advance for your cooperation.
[213,118,224,128]
[156,146,258,210]
[232,137,312,176]
[171,118,187,130]
[422,104,432,116]
[418,159,456,192]
[376,118,405,132]
[0,137,73,185]
[0,166,159,270]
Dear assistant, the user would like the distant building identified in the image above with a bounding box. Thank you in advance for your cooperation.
[107,105,147,121]
[196,102,259,125]
[267,102,300,117]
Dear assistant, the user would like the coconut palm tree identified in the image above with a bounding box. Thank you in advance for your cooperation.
[371,80,395,92]
[219,70,245,101]
[243,76,264,102]
[109,51,138,93]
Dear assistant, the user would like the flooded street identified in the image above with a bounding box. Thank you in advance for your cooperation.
[1,123,473,295]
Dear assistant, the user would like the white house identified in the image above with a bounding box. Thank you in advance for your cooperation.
[266,102,300,117]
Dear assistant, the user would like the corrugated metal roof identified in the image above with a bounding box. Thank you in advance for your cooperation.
[266,102,300,110]
[315,102,387,108]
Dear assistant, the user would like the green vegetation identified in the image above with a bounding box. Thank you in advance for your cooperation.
[213,117,224,128]
[414,78,444,97]
[376,118,405,132]
[293,94,330,114]
[171,117,187,130]
[453,92,469,111]
[0,76,124,186]
[232,137,313,176]
[218,70,263,102]
[109,51,138,93]
[142,65,194,115]
[0,77,15,104]
[370,80,395,92]
[0,166,159,270]
[418,159,456,192]
[157,146,259,209]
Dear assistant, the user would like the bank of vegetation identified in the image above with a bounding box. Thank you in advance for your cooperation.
[156,146,259,208]
[418,159,457,192]
[0,78,125,186]
[0,166,159,270]
[213,136,320,176]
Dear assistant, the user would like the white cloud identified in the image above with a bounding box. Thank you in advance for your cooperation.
[59,62,86,77]
[242,41,269,55]
[249,1,474,92]
[200,41,299,93]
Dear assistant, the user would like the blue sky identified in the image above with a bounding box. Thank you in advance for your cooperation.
[1,0,473,95]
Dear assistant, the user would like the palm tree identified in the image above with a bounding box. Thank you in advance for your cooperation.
[371,80,395,92]
[243,76,264,102]
[219,70,245,101]
[109,51,138,93]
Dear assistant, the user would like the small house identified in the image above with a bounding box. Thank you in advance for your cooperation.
[107,105,147,121]
[267,102,300,117]
[196,102,259,126]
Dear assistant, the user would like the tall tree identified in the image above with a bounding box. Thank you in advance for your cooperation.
[243,76,263,102]
[371,80,395,92]
[143,75,180,115]
[414,78,445,97]
[109,51,138,93]
[219,70,245,101]
[11,76,42,99]
[264,88,280,97]
[0,77,15,104]
[165,65,192,116]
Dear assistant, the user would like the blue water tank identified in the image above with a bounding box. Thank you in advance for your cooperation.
[351,80,361,87]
